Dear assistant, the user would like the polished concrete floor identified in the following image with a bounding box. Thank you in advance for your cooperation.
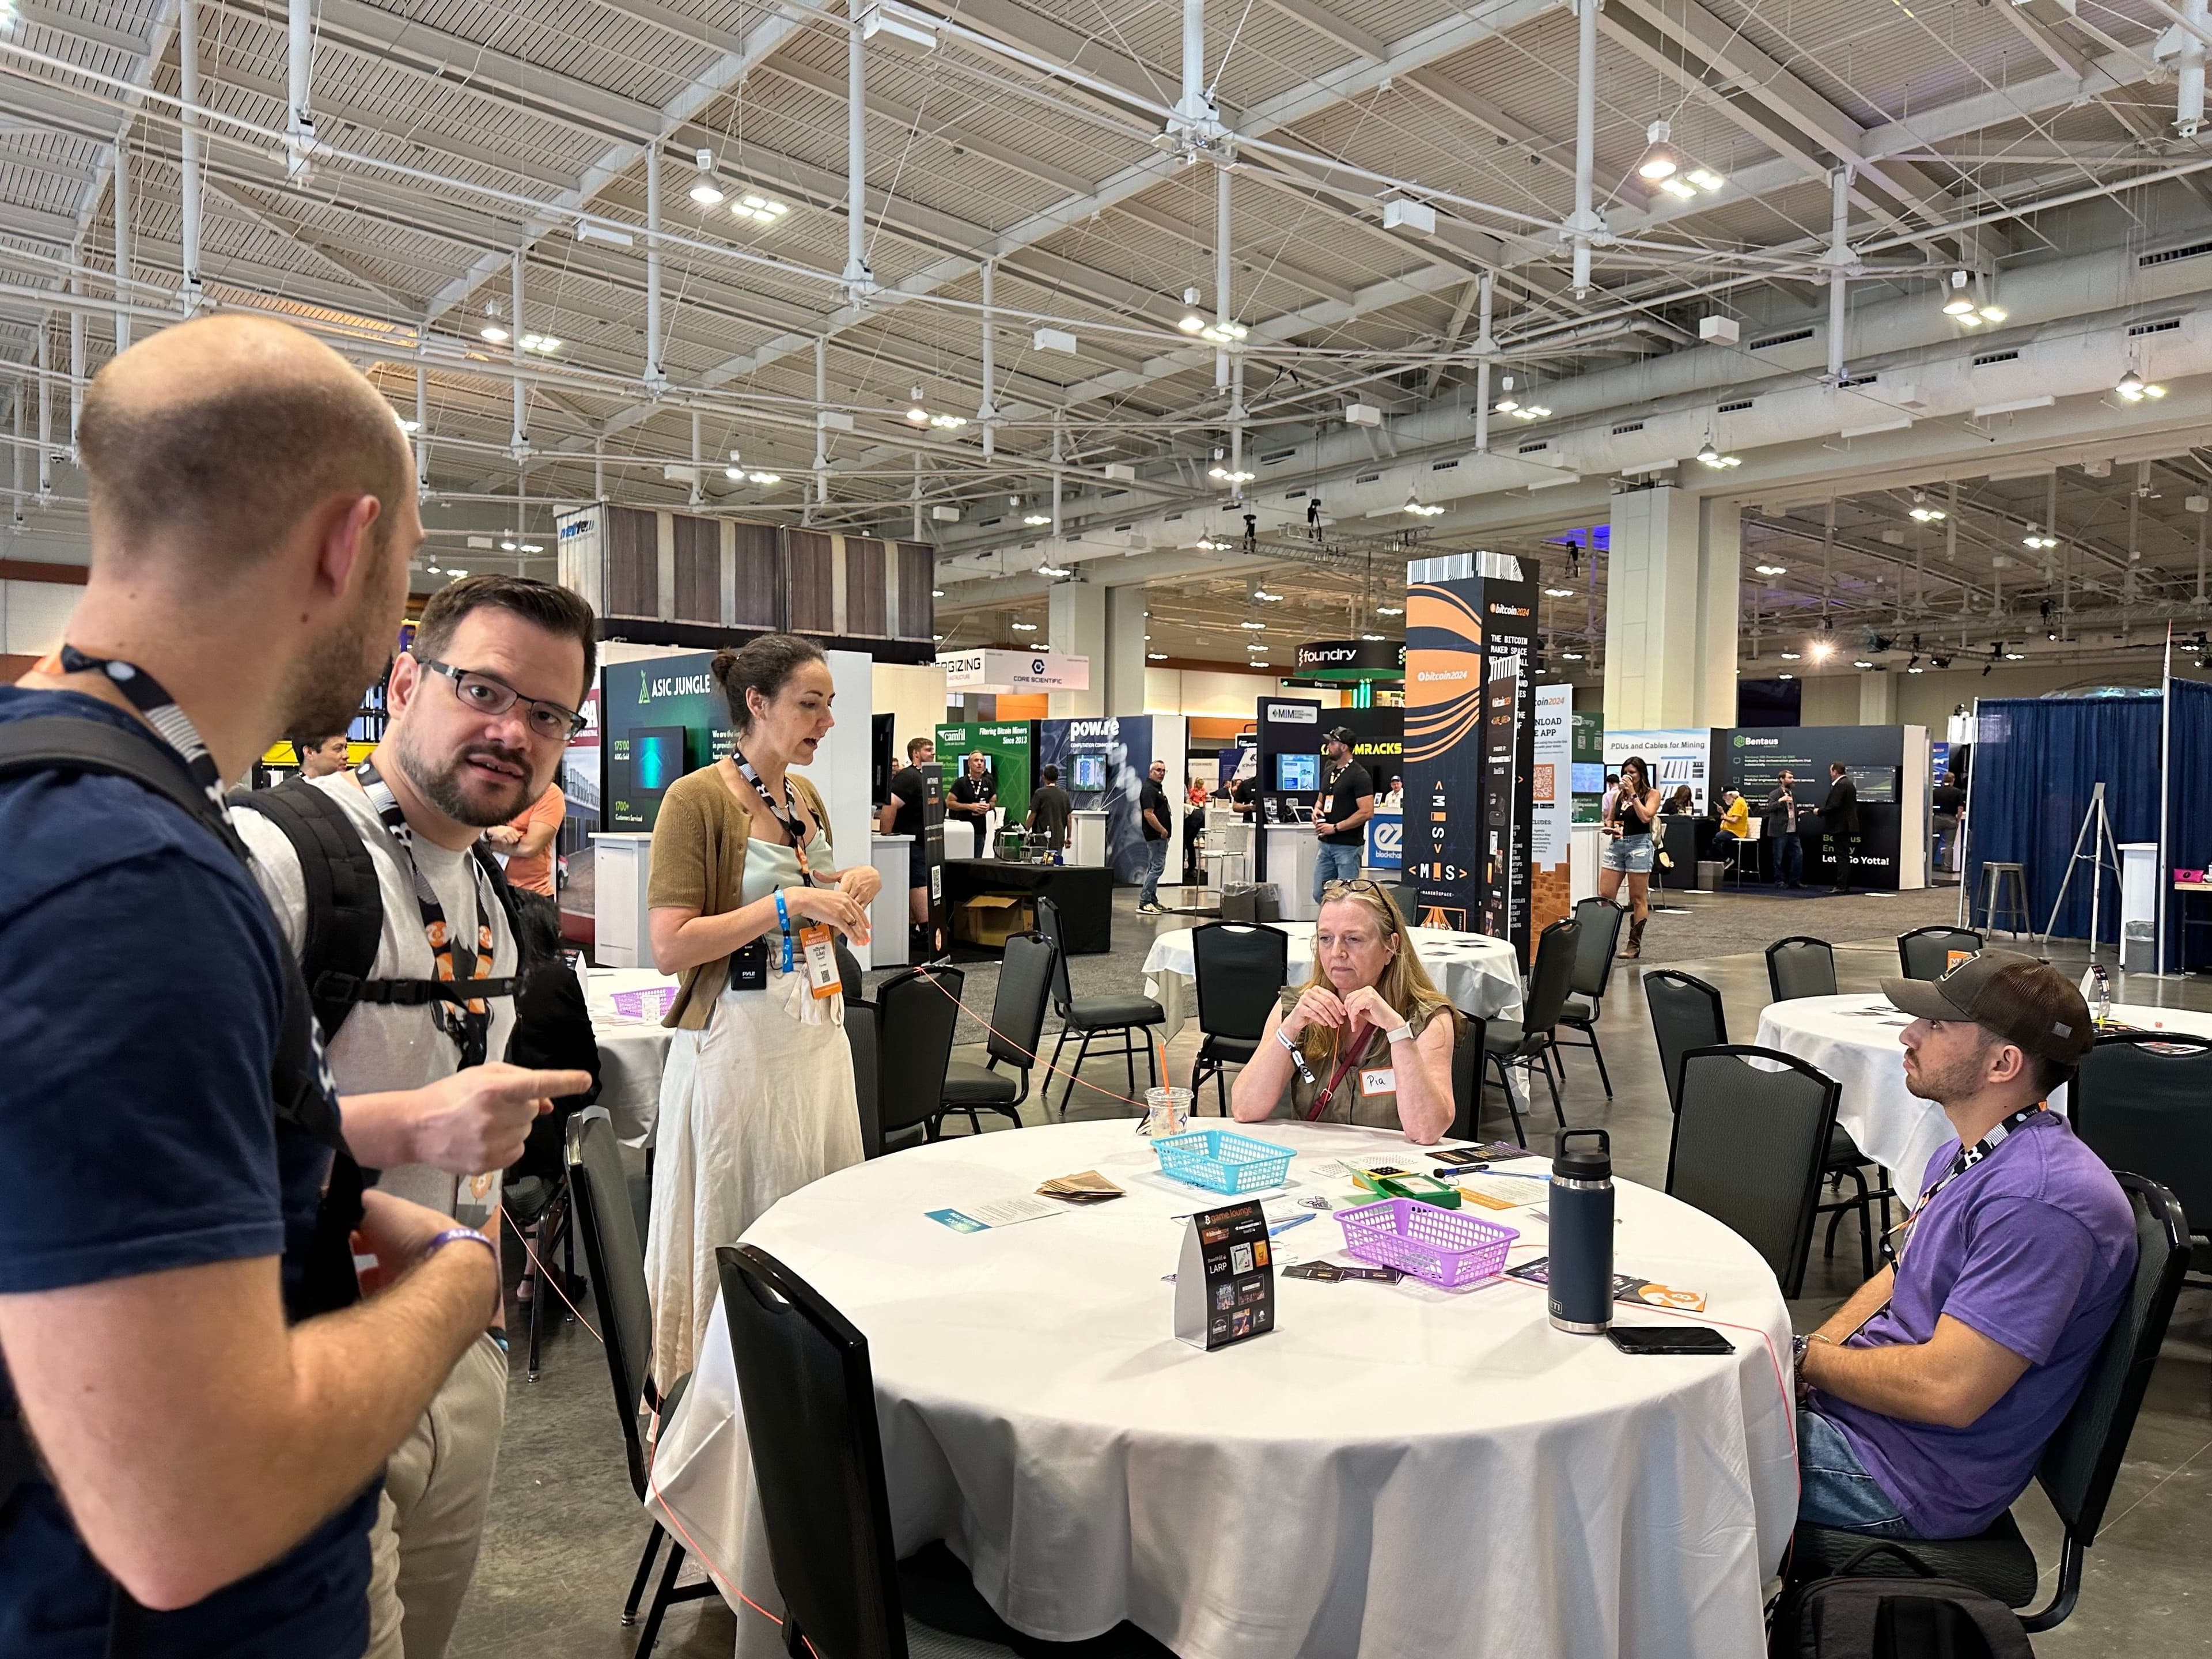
[451,885,2211,1657]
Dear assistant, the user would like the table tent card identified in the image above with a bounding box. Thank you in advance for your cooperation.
[1175,1200,1276,1350]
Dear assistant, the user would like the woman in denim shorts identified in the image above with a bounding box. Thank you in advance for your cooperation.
[1601,755,1660,959]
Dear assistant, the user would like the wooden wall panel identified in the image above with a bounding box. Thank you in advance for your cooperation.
[843,537,887,637]
[786,529,836,635]
[895,542,934,642]
[671,514,719,624]
[731,521,781,628]
[603,505,658,619]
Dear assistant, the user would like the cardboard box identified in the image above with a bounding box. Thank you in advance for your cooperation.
[953,893,1035,948]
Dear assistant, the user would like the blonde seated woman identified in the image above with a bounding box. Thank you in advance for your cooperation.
[1230,880,1459,1143]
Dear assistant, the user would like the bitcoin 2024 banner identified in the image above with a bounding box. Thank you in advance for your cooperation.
[1404,567,1538,958]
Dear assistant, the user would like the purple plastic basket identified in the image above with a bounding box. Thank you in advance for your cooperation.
[1335,1197,1518,1288]
[609,985,679,1021]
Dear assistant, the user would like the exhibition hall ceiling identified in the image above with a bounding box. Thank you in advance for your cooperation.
[5,0,2212,675]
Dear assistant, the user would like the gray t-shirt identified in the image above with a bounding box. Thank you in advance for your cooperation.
[236,771,518,1217]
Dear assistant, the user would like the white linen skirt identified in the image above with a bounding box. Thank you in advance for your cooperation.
[644,969,861,1388]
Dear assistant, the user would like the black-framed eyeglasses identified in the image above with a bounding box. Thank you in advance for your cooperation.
[416,657,586,741]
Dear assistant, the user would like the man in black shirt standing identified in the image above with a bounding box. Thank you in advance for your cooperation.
[878,735,934,926]
[1137,758,1172,913]
[1027,764,1072,861]
[1312,726,1375,903]
[1823,761,1861,893]
[948,751,996,853]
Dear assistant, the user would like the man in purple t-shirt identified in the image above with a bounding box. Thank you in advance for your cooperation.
[1793,950,2135,1540]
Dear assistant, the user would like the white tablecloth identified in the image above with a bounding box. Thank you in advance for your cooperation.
[583,966,679,1146]
[1142,922,1526,1043]
[1754,995,2212,1198]
[649,1119,1797,1659]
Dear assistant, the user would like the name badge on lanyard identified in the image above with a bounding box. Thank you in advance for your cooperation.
[797,923,841,998]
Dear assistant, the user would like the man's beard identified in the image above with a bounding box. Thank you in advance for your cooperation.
[394,729,536,827]
[275,539,395,751]
[1903,1043,1989,1105]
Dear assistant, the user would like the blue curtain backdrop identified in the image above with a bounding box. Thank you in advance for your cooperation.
[2164,678,2212,969]
[1966,697,2161,943]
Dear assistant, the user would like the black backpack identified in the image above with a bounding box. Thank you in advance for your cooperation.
[232,777,531,1043]
[1771,1543,2032,1659]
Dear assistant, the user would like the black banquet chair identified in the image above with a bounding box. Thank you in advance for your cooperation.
[938,931,1057,1134]
[1790,1173,2191,1633]
[1190,921,1290,1114]
[1550,897,1626,1096]
[1897,925,1985,981]
[563,1110,717,1657]
[846,994,883,1160]
[1038,893,1164,1113]
[1765,935,1838,1001]
[1642,969,1727,1113]
[714,1244,1176,1658]
[874,964,964,1150]
[1667,1045,1840,1299]
[2071,1032,2212,1287]
[1482,916,1580,1145]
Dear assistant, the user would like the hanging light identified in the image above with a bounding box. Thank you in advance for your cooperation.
[1513,402,1551,422]
[1853,658,1874,668]
[906,387,929,425]
[1699,437,1742,469]
[733,193,790,224]
[725,465,744,481]
[1376,603,1404,616]
[1684,165,1726,192]
[1753,562,1787,575]
[1010,621,1037,632]
[688,148,724,206]
[748,471,781,486]
[1779,650,1801,661]
[1544,586,1575,597]
[1908,492,1946,522]
[1022,513,1051,527]
[2022,525,2058,550]
[1493,373,1519,415]
[1636,120,1682,182]
[1240,620,1267,630]
[1209,463,1255,484]
[1941,270,1976,319]
[479,324,509,344]
[1403,493,1445,517]
[2116,368,2166,402]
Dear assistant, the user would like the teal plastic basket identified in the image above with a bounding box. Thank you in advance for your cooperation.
[1152,1129,1297,1195]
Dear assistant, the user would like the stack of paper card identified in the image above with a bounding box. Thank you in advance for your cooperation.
[1036,1170,1124,1205]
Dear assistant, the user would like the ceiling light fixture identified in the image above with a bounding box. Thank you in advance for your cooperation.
[1010,621,1037,632]
[2116,368,2167,402]
[1778,672,1794,680]
[500,539,517,551]
[1561,651,1585,661]
[1240,620,1267,630]
[1148,652,1168,661]
[517,333,562,354]
[2022,525,2058,549]
[1209,464,1255,485]
[931,587,945,598]
[1376,604,1403,616]
[1698,437,1742,469]
[733,193,790,224]
[748,471,780,486]
[1908,493,1946,522]
[1635,120,1681,182]
[1361,632,1387,641]
[1253,587,1282,601]
[1492,373,1520,415]
[1022,513,1051,527]
[1779,650,1801,660]
[2006,650,2025,660]
[397,418,421,434]
[688,147,724,206]
[1403,493,1445,517]
[1544,586,1575,597]
[479,324,509,344]
[1941,270,1976,318]
[725,465,744,482]
[1753,562,1787,576]
[1853,658,1875,668]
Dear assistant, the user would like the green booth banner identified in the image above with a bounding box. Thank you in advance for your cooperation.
[934,721,1035,822]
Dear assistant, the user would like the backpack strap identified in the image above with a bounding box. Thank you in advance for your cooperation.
[232,779,387,1041]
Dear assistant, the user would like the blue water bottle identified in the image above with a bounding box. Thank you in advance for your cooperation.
[1548,1128,1614,1335]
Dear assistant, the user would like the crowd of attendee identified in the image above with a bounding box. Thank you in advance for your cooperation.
[0,317,2142,1656]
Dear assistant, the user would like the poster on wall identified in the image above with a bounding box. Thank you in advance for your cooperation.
[934,721,1035,820]
[1531,685,1572,938]
[600,652,732,831]
[1037,715,1156,882]
[1571,708,1605,824]
[1605,728,1716,812]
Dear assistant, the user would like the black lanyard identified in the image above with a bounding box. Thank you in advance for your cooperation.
[57,645,230,817]
[731,747,819,887]
[1894,1103,2046,1264]
[354,759,500,1067]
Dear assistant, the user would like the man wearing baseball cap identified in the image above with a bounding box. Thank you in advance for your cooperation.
[1310,727,1374,903]
[1792,950,2136,1540]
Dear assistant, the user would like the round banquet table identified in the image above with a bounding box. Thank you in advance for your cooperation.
[1754,994,2212,1200]
[1142,922,1525,1043]
[581,965,679,1147]
[647,1119,1797,1659]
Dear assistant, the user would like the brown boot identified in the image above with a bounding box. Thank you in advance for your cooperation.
[1619,916,1646,959]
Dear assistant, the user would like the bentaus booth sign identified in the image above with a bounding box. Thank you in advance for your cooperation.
[938,648,1090,692]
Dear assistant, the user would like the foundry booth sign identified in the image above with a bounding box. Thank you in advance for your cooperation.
[1289,638,1406,683]
[938,648,1090,692]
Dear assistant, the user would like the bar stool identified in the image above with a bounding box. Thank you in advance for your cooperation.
[1980,862,2031,937]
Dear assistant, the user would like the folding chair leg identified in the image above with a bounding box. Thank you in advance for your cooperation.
[1542,1055,1565,1127]
[1067,1033,1095,1112]
[1217,1064,1228,1116]
[1588,1028,1613,1098]
[635,1539,687,1657]
[1485,1052,1526,1147]
[1850,1166,1874,1281]
[526,1255,544,1381]
[1146,1035,1160,1091]
[623,1522,666,1625]
[1047,1028,1072,1114]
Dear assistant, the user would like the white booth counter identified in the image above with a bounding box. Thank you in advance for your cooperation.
[868,834,912,969]
[589,831,654,967]
[1264,823,1321,921]
[1571,821,1601,904]
[1070,809,1109,869]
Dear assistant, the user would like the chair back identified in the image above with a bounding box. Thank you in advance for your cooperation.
[2036,1173,2191,1546]
[1765,935,1838,1001]
[563,1108,656,1500]
[714,1245,908,1659]
[874,964,964,1141]
[1643,970,1728,1111]
[1449,1014,1487,1141]
[836,939,865,1002]
[1520,918,1582,1035]
[1667,1045,1839,1298]
[1036,894,1075,1016]
[985,931,1057,1073]
[1390,883,1425,929]
[1897,926,1984,981]
[846,999,882,1159]
[1191,922,1290,1043]
[2071,1034,2212,1233]
[1568,898,1624,1001]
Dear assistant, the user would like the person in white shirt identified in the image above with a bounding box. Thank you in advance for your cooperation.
[237,574,596,1659]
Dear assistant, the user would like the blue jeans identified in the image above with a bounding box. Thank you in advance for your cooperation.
[1139,836,1169,907]
[1798,1410,1916,1537]
[1774,831,1804,887]
[1313,840,1363,902]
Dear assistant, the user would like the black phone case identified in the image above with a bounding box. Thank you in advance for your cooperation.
[1607,1325,1734,1355]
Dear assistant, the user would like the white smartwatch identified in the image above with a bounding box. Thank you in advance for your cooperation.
[1384,1022,1414,1044]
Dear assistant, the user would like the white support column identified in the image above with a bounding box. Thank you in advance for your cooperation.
[36,316,51,499]
[1050,413,1063,537]
[1049,581,1107,718]
[1107,584,1149,714]
[1826,167,1851,383]
[177,0,202,315]
[2181,0,2209,135]
[643,142,665,393]
[414,358,429,498]
[11,369,23,524]
[843,22,875,296]
[1215,163,1232,390]
[286,0,316,181]
[67,274,83,456]
[1472,272,1495,454]
[509,251,527,455]
[1602,486,1740,730]
[911,450,923,540]
[1859,671,1897,724]
[689,408,703,507]
[812,335,828,521]
[112,137,130,353]
[1566,0,1604,296]
[977,260,998,458]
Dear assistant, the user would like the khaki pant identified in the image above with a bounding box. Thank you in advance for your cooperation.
[365,1332,510,1659]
